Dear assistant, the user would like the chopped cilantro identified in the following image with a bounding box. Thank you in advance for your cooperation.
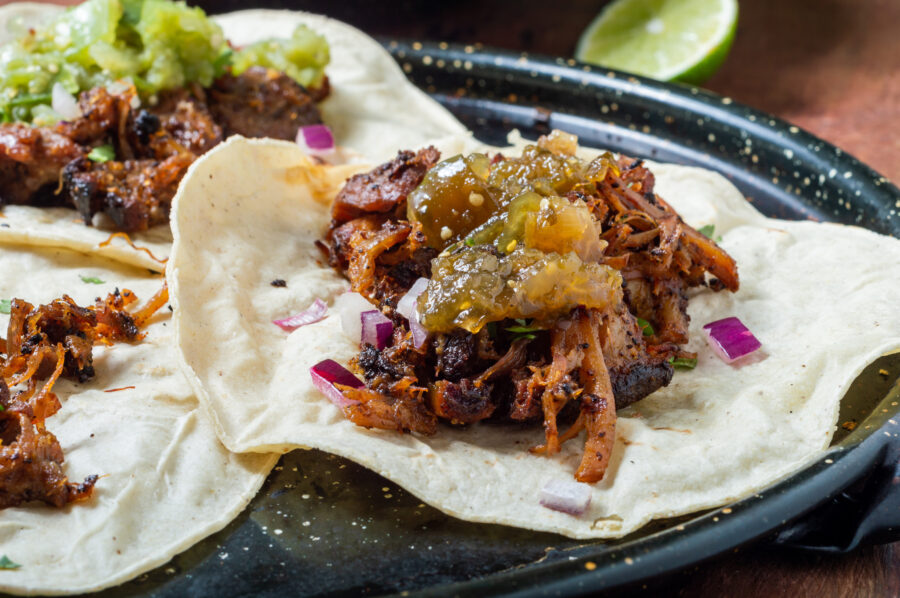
[464,237,475,247]
[506,318,540,341]
[505,325,539,334]
[0,299,10,314]
[669,356,698,369]
[697,224,715,238]
[0,555,21,569]
[636,317,654,336]
[87,144,115,163]
[80,275,105,284]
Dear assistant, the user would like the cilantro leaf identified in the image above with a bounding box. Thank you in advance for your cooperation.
[505,325,539,333]
[636,317,654,336]
[80,275,105,284]
[668,356,698,370]
[505,319,540,342]
[0,555,21,569]
[0,299,10,314]
[697,224,715,238]
[87,144,115,163]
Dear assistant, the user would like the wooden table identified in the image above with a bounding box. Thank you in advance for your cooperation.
[14,0,900,595]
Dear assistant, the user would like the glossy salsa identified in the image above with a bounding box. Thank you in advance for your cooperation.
[0,0,329,123]
[411,132,625,333]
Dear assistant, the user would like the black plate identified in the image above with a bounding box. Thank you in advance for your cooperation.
[83,43,900,598]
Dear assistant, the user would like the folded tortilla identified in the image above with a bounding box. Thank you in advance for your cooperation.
[168,136,900,539]
[0,4,466,268]
[0,240,276,595]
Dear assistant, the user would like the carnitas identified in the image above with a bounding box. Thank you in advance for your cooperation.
[0,284,168,509]
[0,67,328,232]
[322,131,739,482]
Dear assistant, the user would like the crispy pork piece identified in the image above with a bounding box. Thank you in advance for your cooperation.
[146,88,223,157]
[0,123,83,205]
[3,286,167,384]
[63,153,194,231]
[0,286,167,510]
[0,383,98,509]
[330,146,441,224]
[207,66,323,140]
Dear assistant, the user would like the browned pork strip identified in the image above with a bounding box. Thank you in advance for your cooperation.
[63,152,194,231]
[0,387,98,509]
[331,146,440,224]
[0,123,83,205]
[208,66,323,140]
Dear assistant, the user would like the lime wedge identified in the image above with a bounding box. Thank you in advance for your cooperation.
[575,0,738,85]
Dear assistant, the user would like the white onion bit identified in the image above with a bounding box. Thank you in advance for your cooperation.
[334,292,377,342]
[539,479,592,516]
[51,82,81,121]
[396,278,430,349]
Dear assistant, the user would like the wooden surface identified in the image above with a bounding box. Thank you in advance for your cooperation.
[8,0,900,596]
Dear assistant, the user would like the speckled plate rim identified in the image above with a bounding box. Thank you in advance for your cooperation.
[380,40,900,597]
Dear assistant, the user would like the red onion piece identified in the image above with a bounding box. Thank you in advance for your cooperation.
[361,310,393,349]
[702,316,762,363]
[273,298,328,332]
[310,359,363,409]
[334,292,377,341]
[396,277,430,349]
[296,124,335,155]
[539,479,592,516]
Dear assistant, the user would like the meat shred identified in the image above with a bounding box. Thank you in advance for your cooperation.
[0,284,168,509]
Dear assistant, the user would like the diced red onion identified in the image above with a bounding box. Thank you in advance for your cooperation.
[702,316,762,363]
[361,310,393,349]
[273,298,327,332]
[396,277,430,349]
[51,82,81,121]
[310,359,363,409]
[296,124,335,155]
[334,292,376,341]
[539,479,592,516]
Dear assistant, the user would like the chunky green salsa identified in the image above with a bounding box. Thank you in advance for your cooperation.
[0,0,329,124]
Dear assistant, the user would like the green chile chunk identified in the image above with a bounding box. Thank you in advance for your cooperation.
[419,245,623,334]
[231,25,329,90]
[0,0,329,123]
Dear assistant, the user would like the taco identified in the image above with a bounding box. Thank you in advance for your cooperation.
[0,237,276,595]
[168,134,900,539]
[0,0,465,257]
[0,2,465,593]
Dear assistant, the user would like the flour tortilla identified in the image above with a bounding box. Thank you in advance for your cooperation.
[0,3,466,267]
[168,135,900,539]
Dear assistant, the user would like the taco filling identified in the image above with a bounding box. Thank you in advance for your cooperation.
[0,0,330,232]
[321,131,739,482]
[0,283,167,509]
